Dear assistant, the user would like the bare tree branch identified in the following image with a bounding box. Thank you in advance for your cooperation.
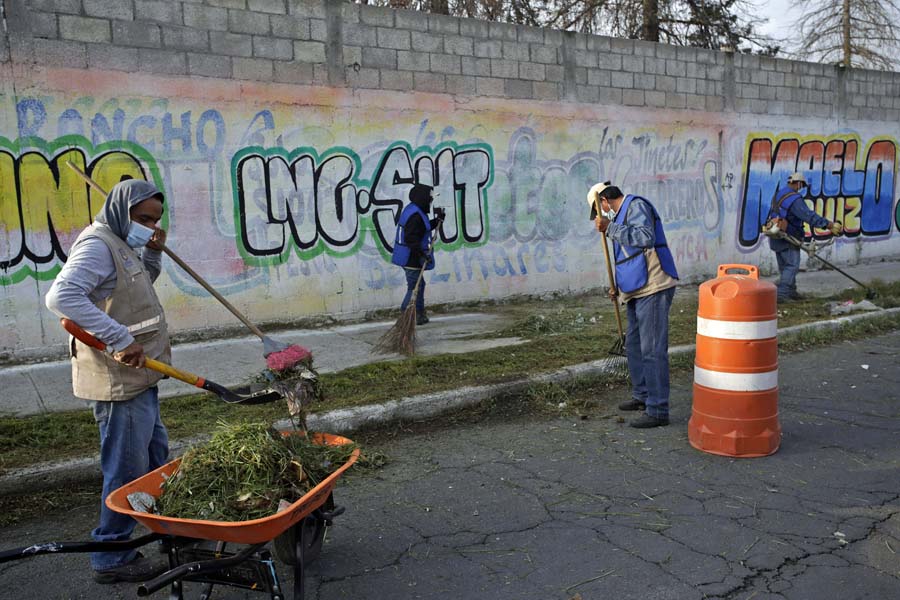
[791,0,900,69]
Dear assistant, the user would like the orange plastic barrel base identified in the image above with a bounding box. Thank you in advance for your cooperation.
[688,418,781,458]
[689,384,781,457]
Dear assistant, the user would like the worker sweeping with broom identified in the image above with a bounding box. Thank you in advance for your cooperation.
[588,181,679,429]
[374,183,445,355]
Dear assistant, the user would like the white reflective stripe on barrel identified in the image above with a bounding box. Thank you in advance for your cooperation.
[696,316,777,340]
[693,366,778,392]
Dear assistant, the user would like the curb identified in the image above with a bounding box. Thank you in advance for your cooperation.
[3,306,898,496]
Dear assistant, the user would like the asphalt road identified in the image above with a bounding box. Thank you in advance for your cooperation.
[1,332,898,600]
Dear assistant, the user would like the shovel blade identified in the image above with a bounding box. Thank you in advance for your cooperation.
[203,380,284,405]
[228,389,283,405]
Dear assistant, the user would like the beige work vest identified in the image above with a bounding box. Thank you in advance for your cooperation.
[70,225,171,401]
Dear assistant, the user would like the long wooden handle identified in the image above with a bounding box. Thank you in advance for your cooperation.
[144,357,202,386]
[65,161,267,341]
[601,231,625,338]
[61,318,203,387]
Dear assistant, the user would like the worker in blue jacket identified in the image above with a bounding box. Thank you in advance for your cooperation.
[391,183,445,325]
[589,181,679,429]
[764,172,842,302]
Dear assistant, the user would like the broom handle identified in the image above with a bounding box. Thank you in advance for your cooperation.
[65,162,269,341]
[601,231,625,338]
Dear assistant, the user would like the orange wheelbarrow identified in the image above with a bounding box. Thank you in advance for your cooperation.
[0,432,359,600]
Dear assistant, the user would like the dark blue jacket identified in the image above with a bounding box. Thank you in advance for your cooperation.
[767,184,830,251]
[391,203,434,270]
[608,195,679,294]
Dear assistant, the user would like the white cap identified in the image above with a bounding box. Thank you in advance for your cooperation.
[586,181,612,208]
[787,172,806,184]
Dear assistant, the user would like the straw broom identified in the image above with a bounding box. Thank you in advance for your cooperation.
[373,235,436,356]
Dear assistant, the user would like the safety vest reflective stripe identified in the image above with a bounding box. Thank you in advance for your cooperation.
[693,366,778,392]
[696,316,778,340]
[126,315,162,334]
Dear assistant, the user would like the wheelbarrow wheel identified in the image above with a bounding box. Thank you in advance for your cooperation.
[273,495,332,566]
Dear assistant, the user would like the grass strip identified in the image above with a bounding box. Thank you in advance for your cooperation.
[2,280,898,473]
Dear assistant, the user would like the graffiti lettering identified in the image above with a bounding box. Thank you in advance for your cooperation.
[739,133,897,247]
[233,142,493,265]
[631,134,707,175]
[0,136,162,284]
[490,129,598,244]
[16,99,226,159]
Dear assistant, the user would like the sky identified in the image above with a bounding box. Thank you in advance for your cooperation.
[750,0,900,67]
[750,0,804,55]
[753,0,801,41]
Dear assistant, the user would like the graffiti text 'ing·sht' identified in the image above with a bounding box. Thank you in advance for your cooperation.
[232,142,493,264]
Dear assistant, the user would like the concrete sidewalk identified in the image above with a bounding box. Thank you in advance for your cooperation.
[1,258,897,417]
[0,313,522,417]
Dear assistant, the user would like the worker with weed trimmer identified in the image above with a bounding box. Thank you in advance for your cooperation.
[763,172,843,303]
[45,179,170,584]
[589,181,679,429]
[391,183,446,326]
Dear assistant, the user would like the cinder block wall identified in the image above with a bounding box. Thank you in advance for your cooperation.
[1,0,899,362]
[7,0,900,118]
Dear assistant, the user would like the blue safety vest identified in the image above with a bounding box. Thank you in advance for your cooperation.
[612,195,679,293]
[391,203,434,270]
[767,185,805,239]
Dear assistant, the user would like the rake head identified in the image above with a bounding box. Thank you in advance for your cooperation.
[601,335,629,380]
[608,334,626,357]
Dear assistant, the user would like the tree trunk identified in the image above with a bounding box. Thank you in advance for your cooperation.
[842,0,850,66]
[431,0,450,15]
[642,0,660,42]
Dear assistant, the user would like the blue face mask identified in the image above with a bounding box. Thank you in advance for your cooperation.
[126,222,155,248]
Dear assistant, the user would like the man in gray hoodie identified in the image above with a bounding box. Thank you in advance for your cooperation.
[46,179,170,584]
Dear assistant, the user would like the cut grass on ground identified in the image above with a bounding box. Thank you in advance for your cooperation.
[2,280,899,473]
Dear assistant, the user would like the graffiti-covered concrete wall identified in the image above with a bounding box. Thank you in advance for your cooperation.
[2,0,899,362]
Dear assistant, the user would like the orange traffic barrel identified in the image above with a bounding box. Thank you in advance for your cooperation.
[688,264,780,457]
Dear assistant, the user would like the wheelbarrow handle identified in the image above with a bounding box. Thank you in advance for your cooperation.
[0,533,165,564]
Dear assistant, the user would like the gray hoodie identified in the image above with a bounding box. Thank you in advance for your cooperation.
[45,180,164,351]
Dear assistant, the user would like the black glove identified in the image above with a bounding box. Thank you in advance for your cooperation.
[433,207,446,221]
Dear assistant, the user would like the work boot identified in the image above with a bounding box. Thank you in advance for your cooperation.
[618,399,646,411]
[629,413,669,428]
[93,552,168,584]
[416,313,430,326]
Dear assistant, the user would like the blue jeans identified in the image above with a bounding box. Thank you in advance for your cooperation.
[775,246,801,300]
[90,386,168,571]
[624,287,675,419]
[401,267,425,314]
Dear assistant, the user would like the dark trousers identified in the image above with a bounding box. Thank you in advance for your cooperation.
[775,246,801,300]
[624,287,675,419]
[91,387,168,570]
[401,267,425,314]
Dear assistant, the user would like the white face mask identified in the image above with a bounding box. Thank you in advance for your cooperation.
[601,206,616,220]
[126,221,155,248]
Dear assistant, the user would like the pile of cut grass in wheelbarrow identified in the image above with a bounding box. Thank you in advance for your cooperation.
[156,422,357,522]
